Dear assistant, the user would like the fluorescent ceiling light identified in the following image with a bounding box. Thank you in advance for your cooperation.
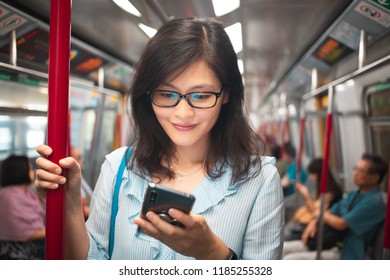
[138,23,157,38]
[112,0,141,17]
[212,0,240,16]
[225,22,242,53]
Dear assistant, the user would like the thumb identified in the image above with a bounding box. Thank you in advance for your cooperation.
[59,157,82,194]
[59,157,81,174]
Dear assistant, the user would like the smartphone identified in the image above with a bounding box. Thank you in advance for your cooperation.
[139,182,196,228]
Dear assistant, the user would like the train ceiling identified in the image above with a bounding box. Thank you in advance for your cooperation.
[1,0,389,112]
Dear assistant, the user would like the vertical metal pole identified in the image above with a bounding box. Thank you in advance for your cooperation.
[308,116,316,158]
[98,67,104,88]
[311,68,318,91]
[383,161,390,259]
[280,93,287,156]
[316,86,334,260]
[9,30,17,66]
[295,105,305,210]
[358,30,367,69]
[46,0,72,260]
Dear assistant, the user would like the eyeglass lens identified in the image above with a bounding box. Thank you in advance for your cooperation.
[152,91,218,108]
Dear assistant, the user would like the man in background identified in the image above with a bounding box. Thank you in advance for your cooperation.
[283,153,387,259]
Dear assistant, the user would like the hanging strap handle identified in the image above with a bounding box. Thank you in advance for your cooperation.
[109,147,132,259]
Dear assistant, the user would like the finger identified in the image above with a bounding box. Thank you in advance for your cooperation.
[58,157,80,174]
[147,211,184,235]
[36,168,66,186]
[168,209,193,228]
[134,215,161,236]
[34,177,61,190]
[36,156,62,175]
[36,144,53,157]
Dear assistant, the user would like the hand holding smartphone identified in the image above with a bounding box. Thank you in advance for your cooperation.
[139,183,196,228]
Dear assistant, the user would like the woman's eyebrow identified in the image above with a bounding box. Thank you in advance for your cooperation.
[159,83,218,91]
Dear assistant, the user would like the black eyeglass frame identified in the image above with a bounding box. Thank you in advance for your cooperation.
[147,87,223,109]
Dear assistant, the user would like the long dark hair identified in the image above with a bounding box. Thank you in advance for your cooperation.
[0,155,32,187]
[308,158,343,204]
[127,17,263,184]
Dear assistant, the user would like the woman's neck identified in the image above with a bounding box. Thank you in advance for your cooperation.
[18,184,30,192]
[174,141,209,167]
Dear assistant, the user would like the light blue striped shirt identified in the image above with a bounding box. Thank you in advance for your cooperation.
[86,147,284,260]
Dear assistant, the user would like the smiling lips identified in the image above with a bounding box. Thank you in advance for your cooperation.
[173,124,196,131]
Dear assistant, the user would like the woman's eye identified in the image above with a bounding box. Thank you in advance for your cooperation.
[160,92,177,99]
[191,93,211,100]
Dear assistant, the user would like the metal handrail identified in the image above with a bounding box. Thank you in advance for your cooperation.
[302,55,390,101]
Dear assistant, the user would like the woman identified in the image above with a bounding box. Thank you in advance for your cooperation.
[284,158,343,240]
[0,155,45,259]
[35,17,284,260]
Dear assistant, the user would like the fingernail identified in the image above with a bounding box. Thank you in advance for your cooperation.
[146,212,154,220]
[59,177,66,184]
[55,167,61,174]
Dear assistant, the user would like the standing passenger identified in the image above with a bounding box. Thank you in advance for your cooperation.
[35,17,284,260]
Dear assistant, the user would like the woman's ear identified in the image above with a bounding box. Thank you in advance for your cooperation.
[222,91,229,104]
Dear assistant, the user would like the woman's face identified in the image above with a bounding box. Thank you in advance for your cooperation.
[152,60,228,150]
[309,173,317,185]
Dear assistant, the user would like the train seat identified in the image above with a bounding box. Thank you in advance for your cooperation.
[0,240,44,260]
[366,222,385,260]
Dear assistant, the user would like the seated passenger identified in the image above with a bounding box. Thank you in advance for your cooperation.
[280,142,307,197]
[284,158,343,241]
[269,144,287,178]
[0,155,45,259]
[282,153,387,260]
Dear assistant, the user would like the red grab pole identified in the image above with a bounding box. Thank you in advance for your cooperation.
[46,0,72,260]
[319,115,332,194]
[316,87,334,259]
[296,106,305,181]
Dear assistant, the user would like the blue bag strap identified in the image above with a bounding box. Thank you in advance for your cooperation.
[109,147,132,259]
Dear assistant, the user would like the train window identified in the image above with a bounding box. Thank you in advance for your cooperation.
[365,82,390,190]
[0,127,12,151]
[83,110,97,152]
[26,116,46,149]
[370,125,390,162]
[367,83,390,117]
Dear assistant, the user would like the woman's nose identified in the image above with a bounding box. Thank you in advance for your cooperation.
[173,97,195,116]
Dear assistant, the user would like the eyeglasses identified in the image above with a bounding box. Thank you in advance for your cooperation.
[353,166,369,175]
[147,88,223,109]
